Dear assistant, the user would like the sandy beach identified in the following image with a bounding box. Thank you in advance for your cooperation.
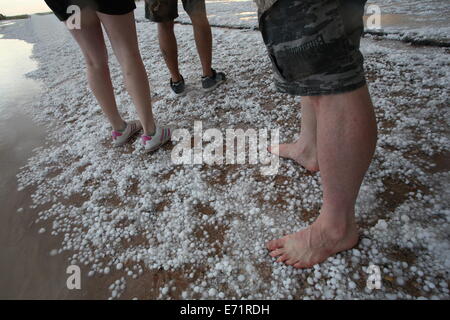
[0,1,449,300]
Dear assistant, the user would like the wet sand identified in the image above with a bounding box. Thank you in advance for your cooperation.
[0,33,187,300]
[0,36,76,299]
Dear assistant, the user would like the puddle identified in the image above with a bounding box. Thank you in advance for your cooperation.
[0,36,69,299]
[0,38,44,203]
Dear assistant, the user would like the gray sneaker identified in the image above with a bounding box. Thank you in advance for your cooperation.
[170,75,186,95]
[201,68,226,92]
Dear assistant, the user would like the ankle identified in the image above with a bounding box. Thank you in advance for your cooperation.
[317,220,355,243]
[202,68,213,78]
[143,123,156,136]
[171,73,183,83]
[112,120,127,132]
[296,135,316,148]
[316,208,356,237]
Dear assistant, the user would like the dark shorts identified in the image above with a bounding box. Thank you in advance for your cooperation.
[44,0,136,21]
[259,0,367,96]
[145,0,206,22]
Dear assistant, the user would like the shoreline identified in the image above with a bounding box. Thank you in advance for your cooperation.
[0,14,30,21]
[0,12,52,22]
[0,5,448,47]
[172,20,450,48]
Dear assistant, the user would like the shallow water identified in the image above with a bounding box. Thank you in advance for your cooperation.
[0,28,69,299]
[0,24,44,201]
[0,18,130,300]
[0,39,40,111]
[0,32,44,208]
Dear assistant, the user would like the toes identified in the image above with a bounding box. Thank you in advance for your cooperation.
[267,145,280,156]
[293,261,314,269]
[276,254,289,263]
[286,258,299,266]
[268,144,293,158]
[293,262,307,269]
[266,238,285,251]
[269,248,284,258]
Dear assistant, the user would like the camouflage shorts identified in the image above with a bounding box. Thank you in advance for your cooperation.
[145,0,206,22]
[259,0,367,96]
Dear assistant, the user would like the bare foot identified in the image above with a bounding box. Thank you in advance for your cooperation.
[268,141,319,172]
[267,219,359,269]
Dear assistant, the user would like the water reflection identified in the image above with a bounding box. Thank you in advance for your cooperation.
[0,31,51,299]
[0,38,41,119]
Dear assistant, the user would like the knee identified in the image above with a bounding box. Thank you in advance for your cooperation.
[119,50,144,77]
[303,95,328,109]
[84,53,108,72]
[189,12,209,27]
[157,21,175,32]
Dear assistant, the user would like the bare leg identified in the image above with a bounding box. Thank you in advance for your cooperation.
[269,97,319,172]
[157,21,182,82]
[98,12,155,135]
[68,8,124,131]
[189,12,213,77]
[268,85,377,268]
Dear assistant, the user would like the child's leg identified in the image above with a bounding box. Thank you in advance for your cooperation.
[157,21,183,82]
[98,11,156,136]
[68,8,124,131]
[189,12,213,77]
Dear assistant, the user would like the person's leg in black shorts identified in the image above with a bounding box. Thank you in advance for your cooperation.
[145,0,226,94]
[258,0,378,268]
[43,0,172,151]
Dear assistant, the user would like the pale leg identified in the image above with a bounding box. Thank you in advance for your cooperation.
[268,85,378,268]
[69,8,124,131]
[269,97,319,172]
[98,12,156,135]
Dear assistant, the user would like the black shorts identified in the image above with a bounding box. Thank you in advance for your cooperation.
[144,0,206,22]
[259,0,367,96]
[44,0,136,21]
